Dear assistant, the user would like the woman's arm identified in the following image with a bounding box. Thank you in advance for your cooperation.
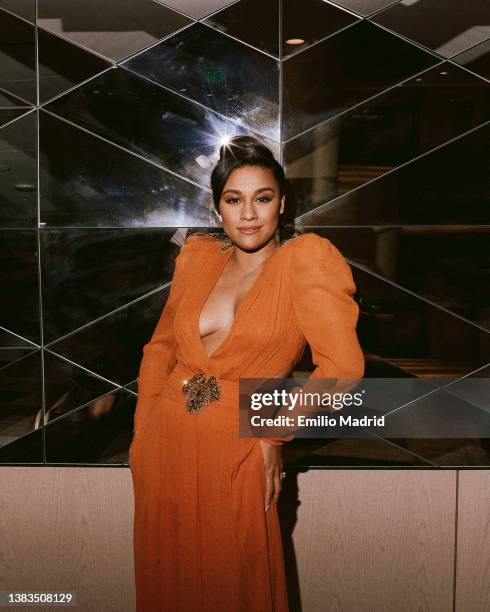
[133,234,205,433]
[263,233,365,446]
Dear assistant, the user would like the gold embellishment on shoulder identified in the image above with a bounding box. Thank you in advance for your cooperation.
[205,232,234,251]
[185,232,213,242]
[184,232,231,250]
[279,232,302,247]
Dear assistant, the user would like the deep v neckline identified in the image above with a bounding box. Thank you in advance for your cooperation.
[196,242,283,363]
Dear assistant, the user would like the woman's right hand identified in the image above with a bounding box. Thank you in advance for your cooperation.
[259,440,284,512]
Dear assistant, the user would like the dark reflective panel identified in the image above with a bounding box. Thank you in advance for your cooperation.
[284,381,490,466]
[0,230,39,343]
[0,328,36,348]
[0,108,31,126]
[282,0,358,58]
[286,432,435,468]
[204,0,357,58]
[203,0,279,56]
[45,67,278,189]
[386,437,490,466]
[371,0,490,58]
[39,110,213,227]
[0,91,31,106]
[339,226,490,332]
[125,381,138,394]
[282,20,439,139]
[452,39,490,81]
[0,0,36,23]
[0,329,38,369]
[284,63,490,216]
[328,0,396,17]
[0,9,36,104]
[45,388,135,464]
[47,285,172,388]
[162,0,237,20]
[38,29,112,104]
[305,229,490,378]
[0,8,36,105]
[0,0,35,22]
[379,382,490,466]
[298,123,490,226]
[0,112,37,228]
[394,228,490,330]
[41,228,183,341]
[0,346,38,368]
[44,351,118,422]
[0,350,42,450]
[122,22,280,141]
[380,384,490,439]
[38,0,192,62]
[0,428,43,463]
[0,9,36,103]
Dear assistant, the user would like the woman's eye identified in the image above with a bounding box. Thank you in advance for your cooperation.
[224,196,272,204]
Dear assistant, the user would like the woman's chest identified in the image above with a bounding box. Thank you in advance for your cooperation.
[174,258,296,353]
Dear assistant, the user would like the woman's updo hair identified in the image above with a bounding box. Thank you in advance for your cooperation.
[210,135,286,213]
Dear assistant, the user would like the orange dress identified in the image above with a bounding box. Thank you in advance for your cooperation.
[130,232,365,611]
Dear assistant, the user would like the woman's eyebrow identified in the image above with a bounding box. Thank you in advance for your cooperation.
[222,186,275,196]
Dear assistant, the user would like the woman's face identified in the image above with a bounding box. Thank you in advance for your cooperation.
[219,165,285,251]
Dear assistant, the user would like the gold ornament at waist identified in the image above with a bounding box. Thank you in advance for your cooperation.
[182,372,222,413]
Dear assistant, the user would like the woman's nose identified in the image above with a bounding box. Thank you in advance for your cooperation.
[241,202,257,220]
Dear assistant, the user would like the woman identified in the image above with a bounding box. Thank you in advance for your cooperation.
[130,135,365,611]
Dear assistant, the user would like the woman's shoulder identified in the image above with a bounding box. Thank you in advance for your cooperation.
[286,232,354,283]
[172,232,222,281]
[179,232,225,255]
[182,231,217,245]
[283,231,335,257]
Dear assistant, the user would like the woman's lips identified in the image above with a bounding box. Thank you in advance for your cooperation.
[238,227,261,234]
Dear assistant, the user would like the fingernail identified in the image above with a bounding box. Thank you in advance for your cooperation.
[265,504,269,512]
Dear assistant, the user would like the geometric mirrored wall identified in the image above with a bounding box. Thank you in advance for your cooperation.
[1,1,489,467]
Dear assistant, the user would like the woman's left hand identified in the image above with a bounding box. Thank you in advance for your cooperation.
[259,441,284,512]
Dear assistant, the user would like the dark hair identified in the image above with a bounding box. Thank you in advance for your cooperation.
[210,135,286,213]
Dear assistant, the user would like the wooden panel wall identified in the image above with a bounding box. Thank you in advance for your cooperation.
[0,468,135,612]
[284,470,455,612]
[454,471,490,612]
[0,468,488,612]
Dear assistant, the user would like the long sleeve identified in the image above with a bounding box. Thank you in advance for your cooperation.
[291,233,365,381]
[133,235,198,433]
[263,233,364,446]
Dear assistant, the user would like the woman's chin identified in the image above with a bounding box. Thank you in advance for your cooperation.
[231,229,279,251]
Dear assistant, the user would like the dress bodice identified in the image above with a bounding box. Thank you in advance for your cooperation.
[135,231,364,399]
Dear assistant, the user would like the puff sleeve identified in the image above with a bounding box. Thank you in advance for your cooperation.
[133,235,201,433]
[291,233,365,381]
[263,234,365,447]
